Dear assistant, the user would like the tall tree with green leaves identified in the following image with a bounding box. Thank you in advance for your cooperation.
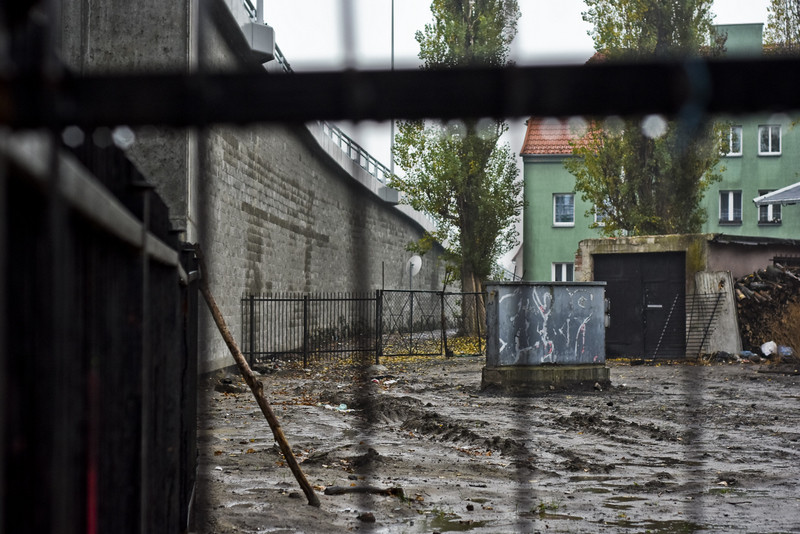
[765,0,800,51]
[564,0,727,237]
[391,0,522,296]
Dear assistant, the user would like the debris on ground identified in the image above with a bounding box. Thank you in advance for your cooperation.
[194,356,800,533]
[734,263,800,362]
[213,376,248,394]
[323,485,405,498]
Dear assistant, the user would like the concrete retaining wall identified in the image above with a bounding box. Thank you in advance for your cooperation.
[199,124,445,370]
[58,0,448,371]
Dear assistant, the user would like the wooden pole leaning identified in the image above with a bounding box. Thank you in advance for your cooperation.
[193,244,320,507]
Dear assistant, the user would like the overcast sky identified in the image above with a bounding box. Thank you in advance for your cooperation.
[263,0,770,168]
[266,0,770,70]
[260,0,770,268]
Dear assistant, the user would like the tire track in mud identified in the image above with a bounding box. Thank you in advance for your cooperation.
[365,395,529,458]
[343,393,625,478]
[321,389,647,475]
[554,410,680,444]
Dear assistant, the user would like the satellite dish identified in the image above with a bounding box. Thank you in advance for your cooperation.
[407,254,422,277]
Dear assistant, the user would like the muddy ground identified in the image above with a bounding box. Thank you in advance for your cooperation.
[193,356,800,533]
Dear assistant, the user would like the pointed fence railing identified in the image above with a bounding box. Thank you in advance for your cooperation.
[241,290,486,367]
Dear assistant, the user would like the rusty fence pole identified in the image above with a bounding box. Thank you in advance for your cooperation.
[375,289,382,365]
[302,294,309,368]
[440,291,448,357]
[249,294,256,368]
[475,292,483,354]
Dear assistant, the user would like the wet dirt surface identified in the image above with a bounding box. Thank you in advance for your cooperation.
[193,357,800,533]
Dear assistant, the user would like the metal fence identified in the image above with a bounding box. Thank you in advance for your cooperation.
[241,290,486,366]
[5,1,800,532]
[381,290,485,357]
[685,292,725,358]
[1,134,198,533]
[241,291,380,368]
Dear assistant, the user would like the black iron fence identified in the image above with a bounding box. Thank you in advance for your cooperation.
[241,290,485,367]
[1,135,198,533]
[241,291,380,367]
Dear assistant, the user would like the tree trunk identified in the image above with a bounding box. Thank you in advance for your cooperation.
[460,266,484,337]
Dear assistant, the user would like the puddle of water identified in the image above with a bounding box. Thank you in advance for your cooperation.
[598,518,706,532]
[707,487,770,498]
[603,495,648,511]
[538,512,583,521]
[568,475,619,483]
[607,496,648,503]
[419,512,487,532]
[578,487,611,494]
[604,502,634,511]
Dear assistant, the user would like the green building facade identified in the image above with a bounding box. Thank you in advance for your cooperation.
[521,23,800,282]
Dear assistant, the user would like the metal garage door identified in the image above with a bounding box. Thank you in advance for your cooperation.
[594,252,686,359]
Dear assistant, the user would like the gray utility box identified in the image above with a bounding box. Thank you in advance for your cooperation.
[482,282,610,394]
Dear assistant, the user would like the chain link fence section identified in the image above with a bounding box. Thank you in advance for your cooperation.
[380,290,445,357]
[378,290,486,358]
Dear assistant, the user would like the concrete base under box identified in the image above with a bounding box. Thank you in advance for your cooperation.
[481,364,611,395]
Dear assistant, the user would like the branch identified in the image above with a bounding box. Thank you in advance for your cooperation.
[193,244,320,507]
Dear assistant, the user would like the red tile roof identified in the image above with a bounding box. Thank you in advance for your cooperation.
[520,118,584,156]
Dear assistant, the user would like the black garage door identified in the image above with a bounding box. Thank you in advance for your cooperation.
[594,252,686,359]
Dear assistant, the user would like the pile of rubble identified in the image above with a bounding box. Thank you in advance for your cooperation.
[734,263,800,360]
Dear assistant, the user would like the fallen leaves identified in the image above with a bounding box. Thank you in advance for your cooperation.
[456,447,496,458]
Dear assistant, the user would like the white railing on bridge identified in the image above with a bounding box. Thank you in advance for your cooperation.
[320,123,392,185]
[245,0,434,228]
[244,0,391,185]
[270,44,392,185]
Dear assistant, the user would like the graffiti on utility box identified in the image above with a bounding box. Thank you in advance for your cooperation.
[485,282,607,367]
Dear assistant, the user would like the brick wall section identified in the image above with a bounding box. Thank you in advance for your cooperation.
[57,0,448,372]
[199,124,446,371]
[193,4,448,371]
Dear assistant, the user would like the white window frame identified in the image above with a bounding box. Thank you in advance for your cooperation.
[594,210,606,226]
[593,201,614,226]
[719,190,742,224]
[553,193,575,227]
[758,125,781,155]
[758,190,782,224]
[552,262,574,282]
[727,125,742,156]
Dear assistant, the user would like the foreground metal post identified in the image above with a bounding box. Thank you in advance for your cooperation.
[193,244,320,507]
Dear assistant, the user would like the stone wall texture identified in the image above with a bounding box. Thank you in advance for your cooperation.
[199,125,446,370]
[57,0,447,371]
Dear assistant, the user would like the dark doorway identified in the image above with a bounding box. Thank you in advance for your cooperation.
[594,252,686,359]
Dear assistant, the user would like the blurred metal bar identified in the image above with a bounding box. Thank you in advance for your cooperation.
[1,57,798,129]
[3,134,181,269]
[0,131,7,534]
